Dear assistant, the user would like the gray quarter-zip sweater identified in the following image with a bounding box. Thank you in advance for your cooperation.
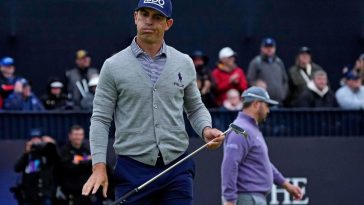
[90,45,212,166]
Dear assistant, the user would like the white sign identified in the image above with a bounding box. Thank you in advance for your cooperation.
[269,177,309,205]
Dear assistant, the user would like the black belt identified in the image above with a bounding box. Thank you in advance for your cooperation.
[156,151,164,166]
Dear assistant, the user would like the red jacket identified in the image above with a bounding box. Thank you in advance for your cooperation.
[212,66,248,106]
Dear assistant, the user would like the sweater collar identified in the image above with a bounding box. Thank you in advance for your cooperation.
[131,37,167,58]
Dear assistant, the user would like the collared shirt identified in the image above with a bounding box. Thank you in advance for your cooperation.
[335,85,364,110]
[221,112,286,202]
[130,37,167,85]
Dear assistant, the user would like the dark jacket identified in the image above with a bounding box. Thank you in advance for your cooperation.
[4,92,44,111]
[293,81,337,107]
[14,143,59,201]
[0,74,21,99]
[41,93,70,110]
[287,62,323,106]
[57,142,92,195]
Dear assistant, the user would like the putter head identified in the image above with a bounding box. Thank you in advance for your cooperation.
[229,123,248,138]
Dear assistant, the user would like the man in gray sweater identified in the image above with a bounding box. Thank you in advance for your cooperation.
[81,0,224,204]
[247,38,288,104]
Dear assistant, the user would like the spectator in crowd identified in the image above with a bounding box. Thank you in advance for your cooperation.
[80,75,99,110]
[293,70,337,107]
[247,38,288,104]
[221,87,302,205]
[336,69,364,109]
[287,47,324,106]
[41,78,71,110]
[56,125,93,205]
[65,49,98,108]
[212,47,248,106]
[4,79,44,111]
[221,89,243,111]
[354,53,364,84]
[13,129,59,205]
[190,50,216,108]
[252,79,268,90]
[0,57,22,107]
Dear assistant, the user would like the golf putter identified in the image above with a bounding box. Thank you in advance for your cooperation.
[113,123,247,205]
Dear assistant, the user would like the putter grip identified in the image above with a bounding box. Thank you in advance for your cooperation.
[114,188,139,205]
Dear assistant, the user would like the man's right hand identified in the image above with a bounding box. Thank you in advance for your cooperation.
[82,163,108,198]
[224,201,236,205]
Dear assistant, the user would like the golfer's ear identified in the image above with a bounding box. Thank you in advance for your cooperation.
[165,18,173,31]
[134,11,138,24]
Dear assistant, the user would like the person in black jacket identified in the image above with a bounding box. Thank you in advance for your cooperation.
[293,70,337,108]
[41,79,72,110]
[56,125,92,205]
[13,129,59,205]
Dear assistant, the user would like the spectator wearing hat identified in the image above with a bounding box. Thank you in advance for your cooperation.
[4,79,44,111]
[41,78,71,110]
[65,49,99,108]
[0,57,23,107]
[212,47,248,106]
[190,50,216,108]
[221,86,302,205]
[293,70,337,108]
[354,53,364,84]
[335,70,364,109]
[286,47,324,106]
[247,38,288,104]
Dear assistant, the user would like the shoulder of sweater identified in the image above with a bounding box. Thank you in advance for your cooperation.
[166,45,193,63]
[104,46,132,64]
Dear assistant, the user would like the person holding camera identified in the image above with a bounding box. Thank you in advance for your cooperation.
[13,129,59,205]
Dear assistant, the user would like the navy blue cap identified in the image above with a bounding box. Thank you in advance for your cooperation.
[242,86,278,105]
[190,50,209,63]
[0,57,15,66]
[345,70,360,80]
[261,38,276,47]
[136,0,173,18]
[298,46,311,54]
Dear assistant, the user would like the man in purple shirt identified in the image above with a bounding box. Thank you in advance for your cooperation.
[221,86,302,205]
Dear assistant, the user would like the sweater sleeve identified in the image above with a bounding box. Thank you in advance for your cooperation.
[90,60,117,165]
[221,132,248,202]
[183,58,212,137]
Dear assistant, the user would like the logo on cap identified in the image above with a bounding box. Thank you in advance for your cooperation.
[144,0,165,8]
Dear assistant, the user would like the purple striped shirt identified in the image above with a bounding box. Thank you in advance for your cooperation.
[130,37,167,85]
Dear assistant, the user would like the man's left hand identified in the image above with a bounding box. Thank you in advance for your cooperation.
[203,127,224,149]
[283,181,303,200]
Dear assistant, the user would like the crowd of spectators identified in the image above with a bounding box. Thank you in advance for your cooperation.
[0,50,100,111]
[1,38,364,111]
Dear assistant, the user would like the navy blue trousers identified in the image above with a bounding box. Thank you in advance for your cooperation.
[114,153,195,205]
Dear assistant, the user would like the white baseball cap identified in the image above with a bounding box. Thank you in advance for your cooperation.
[219,47,236,60]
